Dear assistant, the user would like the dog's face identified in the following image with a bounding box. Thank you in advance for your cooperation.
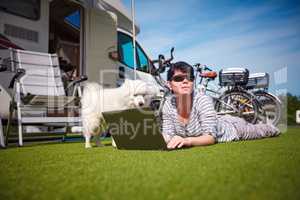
[120,79,160,109]
[128,94,145,108]
[122,79,160,97]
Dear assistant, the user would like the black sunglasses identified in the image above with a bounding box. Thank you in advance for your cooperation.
[172,75,195,82]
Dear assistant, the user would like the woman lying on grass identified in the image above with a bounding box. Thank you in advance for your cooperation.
[162,61,280,149]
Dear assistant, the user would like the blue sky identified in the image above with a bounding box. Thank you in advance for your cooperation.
[123,0,300,95]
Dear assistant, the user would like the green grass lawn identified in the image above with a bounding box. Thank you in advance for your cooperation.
[0,128,300,200]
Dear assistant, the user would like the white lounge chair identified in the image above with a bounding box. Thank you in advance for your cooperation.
[5,48,87,146]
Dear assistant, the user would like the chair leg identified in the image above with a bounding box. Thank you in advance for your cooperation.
[18,119,23,147]
[17,117,23,147]
[0,118,5,148]
[5,103,13,147]
[16,104,23,147]
[62,126,69,142]
[14,82,24,147]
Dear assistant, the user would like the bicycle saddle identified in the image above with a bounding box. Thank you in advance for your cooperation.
[200,71,217,79]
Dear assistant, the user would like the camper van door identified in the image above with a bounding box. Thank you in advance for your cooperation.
[84,8,119,88]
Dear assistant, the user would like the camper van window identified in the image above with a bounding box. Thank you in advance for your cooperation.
[0,0,40,21]
[136,46,149,73]
[118,32,134,68]
[118,32,150,73]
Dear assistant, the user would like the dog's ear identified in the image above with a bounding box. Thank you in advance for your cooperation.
[134,82,160,96]
[146,84,160,95]
[127,95,135,107]
[121,79,159,96]
[130,80,145,95]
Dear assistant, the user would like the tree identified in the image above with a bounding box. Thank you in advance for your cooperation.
[287,93,300,125]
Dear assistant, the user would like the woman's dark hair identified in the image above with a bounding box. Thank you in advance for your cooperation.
[167,61,194,81]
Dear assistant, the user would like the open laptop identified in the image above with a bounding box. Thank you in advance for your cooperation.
[102,108,168,150]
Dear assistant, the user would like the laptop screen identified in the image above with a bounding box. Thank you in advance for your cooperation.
[102,108,167,150]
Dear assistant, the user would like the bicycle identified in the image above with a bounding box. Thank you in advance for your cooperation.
[194,64,259,124]
[194,64,282,125]
[150,51,259,124]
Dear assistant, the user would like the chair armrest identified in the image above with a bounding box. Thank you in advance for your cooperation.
[66,75,88,97]
[9,69,26,88]
[66,75,88,89]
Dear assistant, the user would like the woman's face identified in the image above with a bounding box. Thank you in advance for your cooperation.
[169,69,194,95]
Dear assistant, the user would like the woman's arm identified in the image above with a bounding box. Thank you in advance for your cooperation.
[167,134,216,149]
[185,134,216,146]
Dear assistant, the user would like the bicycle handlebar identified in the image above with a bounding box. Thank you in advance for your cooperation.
[150,47,175,92]
[151,47,174,76]
[194,63,213,72]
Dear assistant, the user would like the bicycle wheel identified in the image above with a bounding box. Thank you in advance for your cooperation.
[254,91,282,126]
[215,91,259,124]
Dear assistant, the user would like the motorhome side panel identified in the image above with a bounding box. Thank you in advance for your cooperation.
[0,0,49,52]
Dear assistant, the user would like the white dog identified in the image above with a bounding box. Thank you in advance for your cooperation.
[81,79,159,148]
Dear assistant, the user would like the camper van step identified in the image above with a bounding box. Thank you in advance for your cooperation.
[22,117,81,123]
[7,134,84,143]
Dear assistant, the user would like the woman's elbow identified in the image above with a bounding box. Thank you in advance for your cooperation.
[203,134,216,145]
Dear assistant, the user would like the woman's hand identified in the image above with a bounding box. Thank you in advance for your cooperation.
[167,134,216,149]
[167,136,191,149]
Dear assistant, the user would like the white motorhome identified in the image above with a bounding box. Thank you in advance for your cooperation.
[0,0,159,118]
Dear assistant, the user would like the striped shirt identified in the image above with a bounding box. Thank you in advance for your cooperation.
[161,92,280,143]
[161,92,240,143]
